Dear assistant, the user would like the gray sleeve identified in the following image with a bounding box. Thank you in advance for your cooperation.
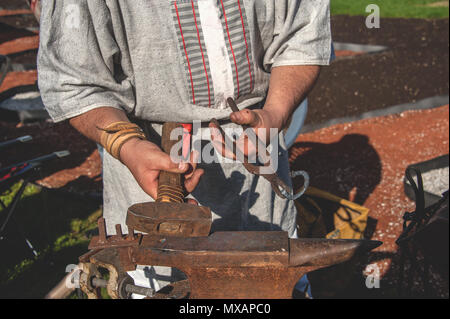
[37,0,135,122]
[263,0,333,71]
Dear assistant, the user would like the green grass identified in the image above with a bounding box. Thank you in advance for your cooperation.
[0,182,101,298]
[331,0,449,19]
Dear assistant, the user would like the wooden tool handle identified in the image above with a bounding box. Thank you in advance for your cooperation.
[157,122,185,203]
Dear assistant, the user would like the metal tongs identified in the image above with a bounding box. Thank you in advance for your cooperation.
[210,98,309,201]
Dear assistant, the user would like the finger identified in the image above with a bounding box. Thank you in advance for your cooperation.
[209,122,224,144]
[134,172,159,200]
[185,149,200,179]
[236,132,257,158]
[209,123,237,160]
[190,148,200,167]
[184,168,204,193]
[186,198,199,206]
[230,109,261,127]
[150,151,189,173]
[209,123,226,157]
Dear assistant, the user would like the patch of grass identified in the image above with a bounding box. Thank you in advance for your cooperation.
[331,0,449,19]
[0,182,101,298]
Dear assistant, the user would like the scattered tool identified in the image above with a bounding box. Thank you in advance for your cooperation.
[0,145,70,256]
[0,135,32,151]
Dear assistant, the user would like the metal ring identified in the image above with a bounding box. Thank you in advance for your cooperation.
[278,170,310,201]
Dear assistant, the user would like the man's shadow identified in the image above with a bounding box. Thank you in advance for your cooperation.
[290,134,383,297]
[290,134,382,239]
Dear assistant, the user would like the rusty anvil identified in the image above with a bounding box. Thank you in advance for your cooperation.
[77,123,381,299]
[79,217,381,299]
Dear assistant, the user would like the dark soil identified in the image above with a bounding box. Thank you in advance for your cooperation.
[0,0,29,10]
[0,13,38,30]
[0,20,38,65]
[307,16,449,125]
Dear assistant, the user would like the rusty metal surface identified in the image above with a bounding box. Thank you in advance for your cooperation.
[149,280,190,299]
[79,225,381,299]
[78,181,381,299]
[133,231,290,268]
[127,202,212,237]
[187,267,316,299]
[289,238,382,267]
[88,218,142,250]
[89,247,132,299]
[79,262,102,299]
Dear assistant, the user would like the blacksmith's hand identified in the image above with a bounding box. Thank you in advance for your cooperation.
[120,138,204,203]
[209,108,285,160]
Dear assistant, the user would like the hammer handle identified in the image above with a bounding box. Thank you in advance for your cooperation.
[157,122,185,203]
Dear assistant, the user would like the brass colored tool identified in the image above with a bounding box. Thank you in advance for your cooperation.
[126,122,212,237]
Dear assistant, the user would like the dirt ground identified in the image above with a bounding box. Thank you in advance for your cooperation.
[308,15,449,125]
[0,6,449,298]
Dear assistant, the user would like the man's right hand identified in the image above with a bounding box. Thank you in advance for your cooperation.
[120,137,204,201]
[69,107,203,202]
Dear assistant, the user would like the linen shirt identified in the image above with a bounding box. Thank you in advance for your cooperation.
[38,0,332,122]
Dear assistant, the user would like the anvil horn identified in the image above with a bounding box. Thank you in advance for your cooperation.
[289,238,382,267]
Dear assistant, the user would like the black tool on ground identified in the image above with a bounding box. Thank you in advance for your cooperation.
[0,139,70,257]
[0,135,32,151]
[397,167,449,296]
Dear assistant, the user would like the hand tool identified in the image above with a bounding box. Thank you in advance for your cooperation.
[0,150,70,257]
[0,135,32,151]
[125,122,212,238]
[210,98,309,201]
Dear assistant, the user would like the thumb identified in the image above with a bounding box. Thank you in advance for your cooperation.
[230,109,261,127]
